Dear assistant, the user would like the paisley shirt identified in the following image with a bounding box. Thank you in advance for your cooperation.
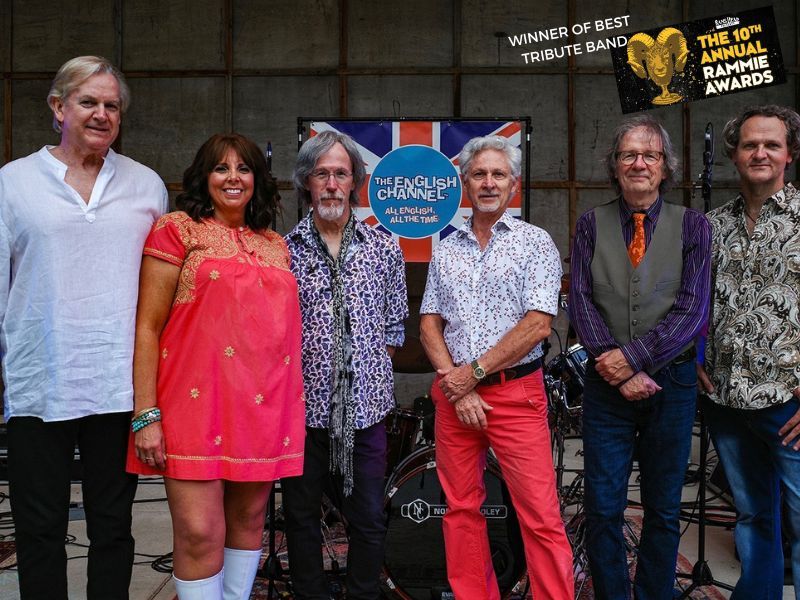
[705,183,800,409]
[286,213,408,429]
[420,211,561,366]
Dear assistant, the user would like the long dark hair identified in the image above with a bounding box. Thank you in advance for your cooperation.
[177,133,279,230]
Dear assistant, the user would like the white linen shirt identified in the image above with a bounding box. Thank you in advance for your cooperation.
[420,211,562,366]
[0,147,168,421]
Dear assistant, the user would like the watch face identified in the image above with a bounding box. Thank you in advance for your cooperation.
[473,364,486,379]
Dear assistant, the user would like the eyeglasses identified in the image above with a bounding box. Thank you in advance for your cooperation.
[310,169,353,183]
[616,151,664,165]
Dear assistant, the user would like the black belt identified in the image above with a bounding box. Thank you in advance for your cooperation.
[672,346,697,364]
[586,346,696,368]
[478,357,543,386]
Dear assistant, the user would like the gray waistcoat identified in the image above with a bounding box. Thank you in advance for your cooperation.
[590,199,691,373]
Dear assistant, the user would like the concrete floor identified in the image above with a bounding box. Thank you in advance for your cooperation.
[0,475,175,600]
[0,434,795,599]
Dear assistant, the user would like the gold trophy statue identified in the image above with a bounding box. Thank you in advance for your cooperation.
[627,28,689,106]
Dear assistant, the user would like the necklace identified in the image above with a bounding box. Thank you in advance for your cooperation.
[744,211,757,225]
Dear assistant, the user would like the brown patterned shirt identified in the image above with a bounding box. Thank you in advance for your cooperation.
[705,183,800,409]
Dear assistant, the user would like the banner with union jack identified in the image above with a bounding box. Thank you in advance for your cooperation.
[304,119,526,262]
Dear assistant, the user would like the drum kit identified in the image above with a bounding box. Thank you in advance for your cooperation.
[267,289,591,599]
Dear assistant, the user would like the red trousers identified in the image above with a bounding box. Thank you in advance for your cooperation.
[432,370,574,600]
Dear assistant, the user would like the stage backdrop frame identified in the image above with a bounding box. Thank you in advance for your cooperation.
[297,117,532,263]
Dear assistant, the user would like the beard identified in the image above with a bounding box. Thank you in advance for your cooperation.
[475,197,502,213]
[315,198,347,221]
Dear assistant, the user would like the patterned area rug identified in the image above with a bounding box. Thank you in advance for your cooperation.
[0,541,15,567]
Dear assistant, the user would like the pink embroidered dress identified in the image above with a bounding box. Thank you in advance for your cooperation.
[126,212,305,481]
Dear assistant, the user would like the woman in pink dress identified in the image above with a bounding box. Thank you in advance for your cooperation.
[126,133,305,600]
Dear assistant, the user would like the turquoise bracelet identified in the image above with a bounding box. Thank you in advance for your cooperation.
[131,407,161,433]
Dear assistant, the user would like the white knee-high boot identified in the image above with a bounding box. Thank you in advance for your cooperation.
[222,547,262,600]
[173,569,224,600]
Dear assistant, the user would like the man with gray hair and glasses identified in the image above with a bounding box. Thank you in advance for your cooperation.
[698,104,800,598]
[569,114,711,599]
[420,135,573,599]
[283,130,408,599]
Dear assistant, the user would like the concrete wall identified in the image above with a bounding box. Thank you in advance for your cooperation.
[1,0,798,402]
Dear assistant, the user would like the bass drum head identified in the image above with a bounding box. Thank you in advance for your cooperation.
[382,447,525,599]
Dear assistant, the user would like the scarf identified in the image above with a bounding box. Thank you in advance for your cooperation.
[312,214,357,495]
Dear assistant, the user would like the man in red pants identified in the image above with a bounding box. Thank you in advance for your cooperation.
[420,135,573,600]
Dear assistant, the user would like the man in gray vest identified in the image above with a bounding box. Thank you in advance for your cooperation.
[568,114,711,599]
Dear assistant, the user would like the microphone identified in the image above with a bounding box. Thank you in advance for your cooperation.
[701,123,714,211]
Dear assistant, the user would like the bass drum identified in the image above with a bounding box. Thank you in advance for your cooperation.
[382,447,526,599]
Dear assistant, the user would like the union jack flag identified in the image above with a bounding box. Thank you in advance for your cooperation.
[308,120,524,262]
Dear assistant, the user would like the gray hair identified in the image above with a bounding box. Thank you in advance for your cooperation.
[47,55,130,133]
[458,135,522,179]
[722,104,800,164]
[605,114,679,195]
[293,130,366,206]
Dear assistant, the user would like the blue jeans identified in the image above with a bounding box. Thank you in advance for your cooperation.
[583,360,697,600]
[704,396,800,600]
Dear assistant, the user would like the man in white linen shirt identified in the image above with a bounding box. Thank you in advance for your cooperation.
[0,56,167,599]
[420,135,573,600]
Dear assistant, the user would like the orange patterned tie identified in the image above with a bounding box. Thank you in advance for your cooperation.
[628,212,646,267]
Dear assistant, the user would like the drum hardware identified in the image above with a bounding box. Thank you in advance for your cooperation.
[260,485,350,598]
[544,326,592,597]
[262,482,285,598]
[385,397,436,476]
[414,395,436,446]
[543,328,586,506]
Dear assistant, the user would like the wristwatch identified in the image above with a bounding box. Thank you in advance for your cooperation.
[471,360,486,381]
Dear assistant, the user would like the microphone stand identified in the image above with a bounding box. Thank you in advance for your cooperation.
[701,124,713,214]
[259,485,286,597]
[676,123,733,597]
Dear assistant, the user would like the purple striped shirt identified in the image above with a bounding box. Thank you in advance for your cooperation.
[567,197,711,372]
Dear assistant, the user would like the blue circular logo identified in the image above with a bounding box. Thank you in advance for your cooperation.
[368,145,462,239]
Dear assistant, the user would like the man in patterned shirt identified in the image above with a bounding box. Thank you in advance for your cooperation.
[283,130,408,600]
[420,135,574,600]
[569,114,711,599]
[699,104,800,598]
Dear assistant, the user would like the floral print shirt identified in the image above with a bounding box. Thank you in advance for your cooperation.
[286,213,408,429]
[705,183,800,409]
[420,211,561,366]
